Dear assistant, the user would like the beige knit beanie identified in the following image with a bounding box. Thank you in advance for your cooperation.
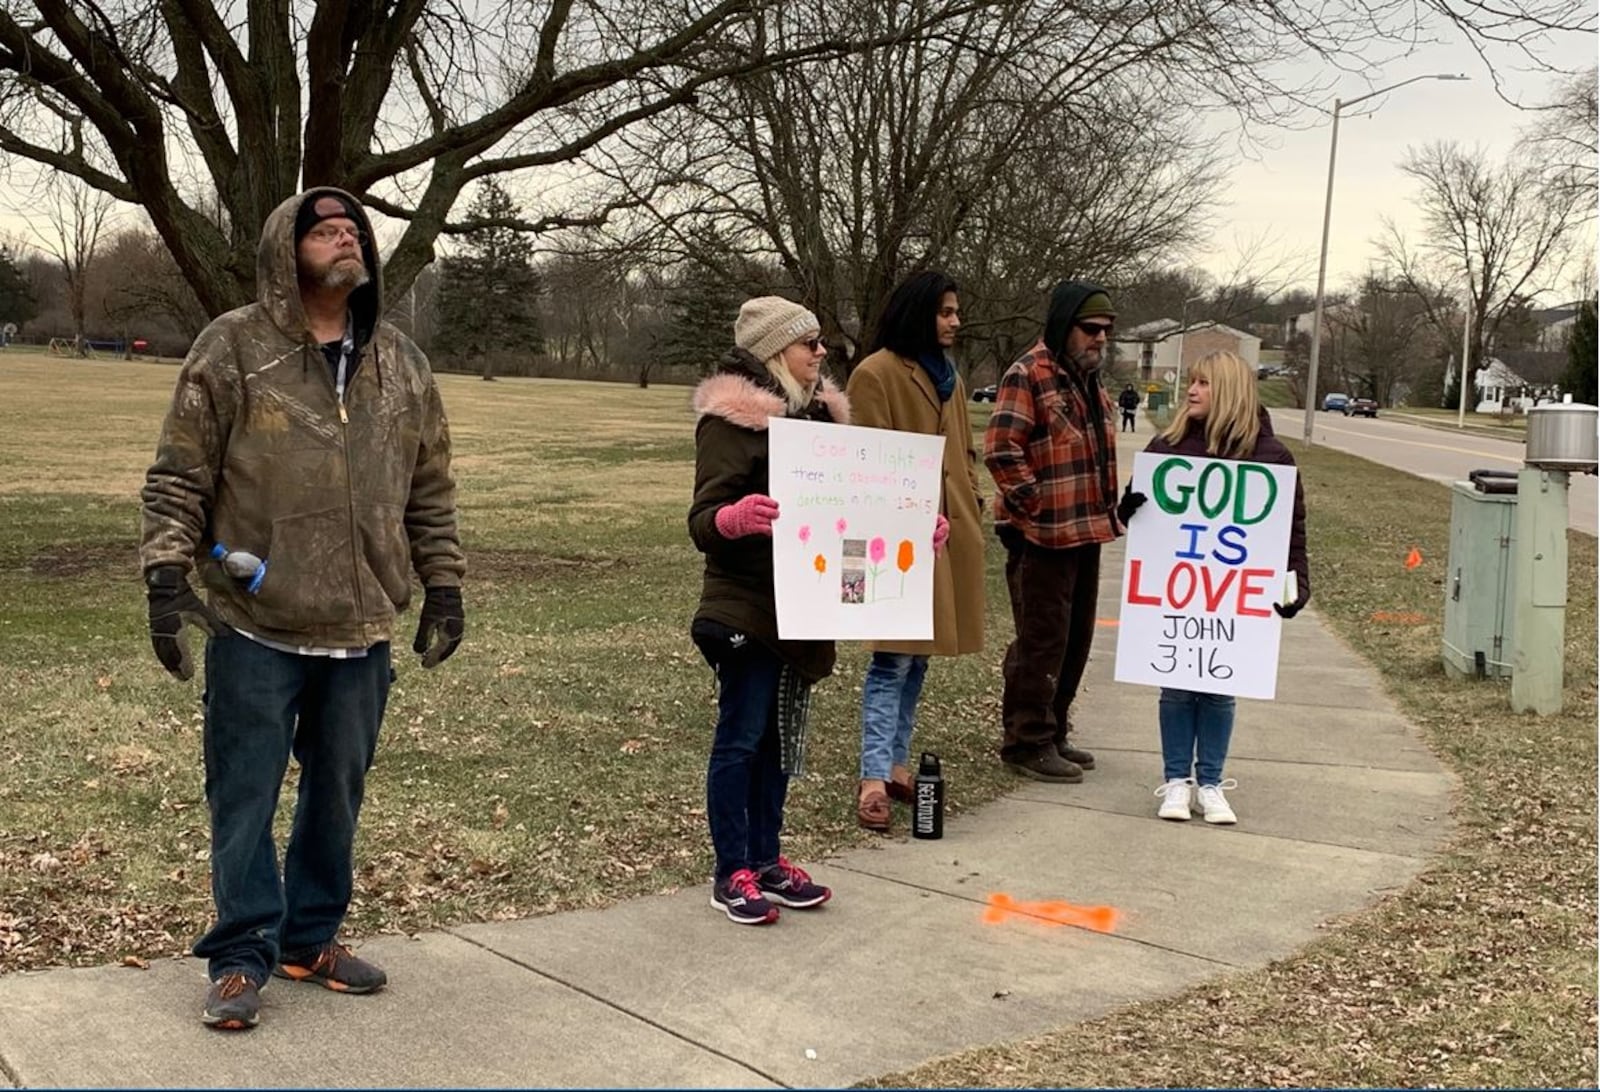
[734,296,820,363]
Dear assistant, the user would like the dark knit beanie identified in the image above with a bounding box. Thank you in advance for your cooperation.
[1075,291,1116,321]
[294,192,362,243]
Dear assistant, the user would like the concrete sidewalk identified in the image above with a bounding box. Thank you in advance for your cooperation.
[0,428,1456,1088]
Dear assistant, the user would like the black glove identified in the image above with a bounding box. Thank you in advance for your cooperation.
[1116,486,1147,526]
[1274,599,1304,620]
[413,586,464,668]
[145,565,223,681]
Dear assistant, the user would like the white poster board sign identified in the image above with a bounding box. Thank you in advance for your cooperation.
[1114,451,1298,700]
[768,417,946,640]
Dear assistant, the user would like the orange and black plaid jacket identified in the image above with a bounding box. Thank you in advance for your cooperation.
[982,339,1119,549]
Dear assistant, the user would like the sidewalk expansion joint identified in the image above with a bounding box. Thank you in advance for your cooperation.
[444,928,791,1089]
[992,796,1439,862]
[823,864,1239,969]
[1072,743,1438,775]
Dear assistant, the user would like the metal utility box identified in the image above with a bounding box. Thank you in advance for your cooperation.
[1442,475,1518,679]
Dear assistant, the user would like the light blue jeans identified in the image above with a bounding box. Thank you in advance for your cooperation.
[859,652,930,781]
[1158,688,1236,785]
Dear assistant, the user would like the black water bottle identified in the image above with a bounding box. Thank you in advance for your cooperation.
[912,752,945,840]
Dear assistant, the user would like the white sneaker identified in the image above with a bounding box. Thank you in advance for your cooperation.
[1154,778,1195,821]
[1195,779,1239,824]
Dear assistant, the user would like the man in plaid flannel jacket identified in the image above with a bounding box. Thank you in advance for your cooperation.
[983,280,1121,782]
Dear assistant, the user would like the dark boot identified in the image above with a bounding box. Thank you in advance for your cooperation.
[1003,746,1084,783]
[1056,738,1096,770]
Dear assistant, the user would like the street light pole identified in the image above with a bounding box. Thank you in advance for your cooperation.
[1457,293,1473,427]
[1301,72,1469,444]
[1173,294,1206,408]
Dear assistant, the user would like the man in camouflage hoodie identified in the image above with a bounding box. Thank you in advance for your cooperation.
[140,189,466,1030]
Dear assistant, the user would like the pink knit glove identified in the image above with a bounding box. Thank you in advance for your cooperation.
[715,494,780,538]
[933,513,950,555]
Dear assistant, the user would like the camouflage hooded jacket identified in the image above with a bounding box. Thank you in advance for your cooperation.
[139,187,464,648]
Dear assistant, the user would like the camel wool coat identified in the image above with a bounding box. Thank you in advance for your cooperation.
[846,348,986,656]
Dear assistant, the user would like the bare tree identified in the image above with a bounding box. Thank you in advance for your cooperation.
[0,0,1005,318]
[98,226,210,346]
[1516,66,1598,220]
[1381,141,1585,390]
[23,179,116,355]
[0,0,1587,326]
[1325,272,1440,405]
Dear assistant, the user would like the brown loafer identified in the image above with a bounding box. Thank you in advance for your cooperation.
[857,789,891,832]
[886,778,915,805]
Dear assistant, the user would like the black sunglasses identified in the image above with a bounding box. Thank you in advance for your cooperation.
[799,336,824,351]
[1075,320,1114,338]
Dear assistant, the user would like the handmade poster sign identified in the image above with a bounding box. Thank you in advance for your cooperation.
[768,417,946,640]
[1114,451,1298,700]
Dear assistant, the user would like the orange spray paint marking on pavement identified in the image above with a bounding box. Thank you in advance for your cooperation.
[1095,618,1120,628]
[1404,547,1423,570]
[982,892,1120,934]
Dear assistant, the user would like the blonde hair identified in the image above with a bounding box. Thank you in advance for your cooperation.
[1160,351,1261,458]
[765,351,817,414]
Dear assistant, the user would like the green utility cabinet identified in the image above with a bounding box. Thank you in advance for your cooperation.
[1442,477,1517,679]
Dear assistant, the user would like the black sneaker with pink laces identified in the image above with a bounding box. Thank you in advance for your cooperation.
[711,867,780,924]
[757,856,832,909]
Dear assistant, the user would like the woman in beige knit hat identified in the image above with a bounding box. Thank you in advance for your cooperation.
[687,296,851,925]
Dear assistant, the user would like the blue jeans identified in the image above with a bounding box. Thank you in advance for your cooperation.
[859,652,929,780]
[192,634,389,982]
[696,626,788,882]
[1158,688,1236,785]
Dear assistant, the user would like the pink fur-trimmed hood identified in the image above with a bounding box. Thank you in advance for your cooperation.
[692,371,851,430]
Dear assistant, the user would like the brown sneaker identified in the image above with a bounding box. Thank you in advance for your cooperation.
[1004,748,1084,783]
[202,971,261,1030]
[1056,739,1096,770]
[274,942,387,994]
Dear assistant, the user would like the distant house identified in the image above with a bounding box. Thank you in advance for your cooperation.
[1283,303,1360,345]
[1120,319,1261,384]
[1532,301,1586,351]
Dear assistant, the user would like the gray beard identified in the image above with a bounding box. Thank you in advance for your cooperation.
[321,261,370,291]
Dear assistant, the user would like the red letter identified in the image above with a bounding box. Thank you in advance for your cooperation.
[1127,559,1162,605]
[1199,566,1238,612]
[1236,567,1274,617]
[1166,562,1197,610]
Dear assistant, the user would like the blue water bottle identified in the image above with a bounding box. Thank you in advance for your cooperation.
[210,543,267,595]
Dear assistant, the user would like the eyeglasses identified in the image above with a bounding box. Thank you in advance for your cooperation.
[305,225,367,245]
[799,336,824,352]
[1075,320,1114,338]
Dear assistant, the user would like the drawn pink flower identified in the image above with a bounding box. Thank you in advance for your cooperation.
[835,517,848,535]
[868,536,887,564]
[798,524,812,544]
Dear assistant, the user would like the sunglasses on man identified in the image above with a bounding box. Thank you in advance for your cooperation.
[1075,320,1114,338]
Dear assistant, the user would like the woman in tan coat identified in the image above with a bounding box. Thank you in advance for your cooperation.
[846,271,987,831]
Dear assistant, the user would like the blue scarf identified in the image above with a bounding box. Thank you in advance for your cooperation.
[918,350,956,403]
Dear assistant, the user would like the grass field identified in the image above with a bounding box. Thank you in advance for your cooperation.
[0,351,1593,1085]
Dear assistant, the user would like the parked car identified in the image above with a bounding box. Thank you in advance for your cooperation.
[973,384,999,402]
[1344,397,1379,418]
[1321,392,1350,412]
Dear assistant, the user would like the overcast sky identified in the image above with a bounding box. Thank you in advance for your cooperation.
[2,20,1593,308]
[1195,29,1597,303]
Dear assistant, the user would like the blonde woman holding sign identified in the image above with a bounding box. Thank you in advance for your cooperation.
[1116,351,1311,824]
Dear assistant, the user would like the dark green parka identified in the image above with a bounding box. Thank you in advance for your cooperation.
[688,348,851,683]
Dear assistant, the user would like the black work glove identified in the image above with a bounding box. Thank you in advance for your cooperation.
[1116,486,1147,526]
[412,586,464,668]
[145,565,223,681]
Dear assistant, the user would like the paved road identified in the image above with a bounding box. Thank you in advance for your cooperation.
[1273,408,1598,536]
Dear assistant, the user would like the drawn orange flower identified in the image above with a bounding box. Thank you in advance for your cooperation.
[813,553,827,574]
[896,539,915,573]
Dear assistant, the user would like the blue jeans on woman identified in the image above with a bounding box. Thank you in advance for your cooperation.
[695,624,788,882]
[859,652,929,780]
[1158,688,1236,785]
[193,633,390,984]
